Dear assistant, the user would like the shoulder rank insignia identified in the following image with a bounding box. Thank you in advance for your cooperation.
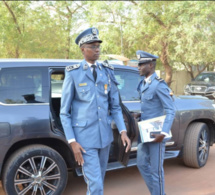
[155,76,164,82]
[66,64,80,72]
[102,60,114,70]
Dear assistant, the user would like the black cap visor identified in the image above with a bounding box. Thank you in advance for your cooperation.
[138,59,156,66]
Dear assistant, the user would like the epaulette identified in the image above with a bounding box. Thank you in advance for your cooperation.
[155,76,164,82]
[66,64,80,72]
[102,60,114,70]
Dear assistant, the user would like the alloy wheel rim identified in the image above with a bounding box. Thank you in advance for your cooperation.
[14,156,61,195]
[198,129,209,164]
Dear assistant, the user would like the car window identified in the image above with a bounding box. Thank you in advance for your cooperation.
[51,73,64,98]
[50,69,142,101]
[114,70,141,101]
[195,73,215,82]
[0,67,49,104]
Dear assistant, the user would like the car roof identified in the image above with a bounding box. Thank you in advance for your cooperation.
[0,59,138,71]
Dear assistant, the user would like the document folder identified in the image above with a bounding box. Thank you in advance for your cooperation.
[138,115,172,143]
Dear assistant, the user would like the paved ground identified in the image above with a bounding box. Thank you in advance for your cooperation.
[1,146,215,195]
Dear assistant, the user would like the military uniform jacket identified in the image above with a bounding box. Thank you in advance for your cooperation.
[137,72,175,135]
[60,60,126,148]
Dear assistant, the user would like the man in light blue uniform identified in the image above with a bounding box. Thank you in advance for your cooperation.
[60,27,131,195]
[135,50,175,195]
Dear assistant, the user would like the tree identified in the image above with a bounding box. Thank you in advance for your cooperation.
[1,1,31,58]
[84,1,135,59]
[41,1,88,59]
[171,2,215,79]
[0,1,215,86]
[131,1,215,85]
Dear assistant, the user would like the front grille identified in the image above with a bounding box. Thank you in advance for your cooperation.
[191,85,207,93]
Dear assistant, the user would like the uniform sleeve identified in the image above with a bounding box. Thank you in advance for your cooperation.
[156,82,175,134]
[108,70,126,133]
[60,69,76,141]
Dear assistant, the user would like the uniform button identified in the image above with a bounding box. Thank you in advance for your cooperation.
[76,123,78,126]
[95,84,98,87]
[98,107,101,109]
[99,118,101,121]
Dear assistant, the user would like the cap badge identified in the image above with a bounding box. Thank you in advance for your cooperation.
[92,28,97,35]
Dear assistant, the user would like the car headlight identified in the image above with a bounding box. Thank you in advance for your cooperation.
[207,87,215,91]
[184,85,191,93]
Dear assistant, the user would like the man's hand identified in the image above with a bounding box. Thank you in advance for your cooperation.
[152,134,165,143]
[121,131,131,153]
[70,142,86,166]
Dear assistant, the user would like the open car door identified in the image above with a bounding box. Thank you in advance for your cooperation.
[112,95,138,166]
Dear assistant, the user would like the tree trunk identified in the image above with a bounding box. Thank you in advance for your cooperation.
[15,45,20,58]
[160,41,172,87]
[3,0,21,58]
[182,64,195,80]
[66,15,72,59]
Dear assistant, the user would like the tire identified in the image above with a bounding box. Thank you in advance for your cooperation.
[183,122,210,168]
[2,144,68,195]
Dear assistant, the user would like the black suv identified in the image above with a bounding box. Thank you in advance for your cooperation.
[184,71,215,99]
[1,60,215,195]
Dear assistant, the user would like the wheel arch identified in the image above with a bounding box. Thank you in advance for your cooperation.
[185,119,215,146]
[1,138,75,179]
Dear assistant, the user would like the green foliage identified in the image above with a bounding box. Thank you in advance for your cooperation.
[0,1,215,80]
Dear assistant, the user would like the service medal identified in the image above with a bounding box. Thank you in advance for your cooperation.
[104,84,108,94]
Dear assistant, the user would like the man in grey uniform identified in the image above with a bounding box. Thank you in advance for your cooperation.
[135,50,175,195]
[60,27,131,195]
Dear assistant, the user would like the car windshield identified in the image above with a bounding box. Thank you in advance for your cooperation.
[194,73,215,82]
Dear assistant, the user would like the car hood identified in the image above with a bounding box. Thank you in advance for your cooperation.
[176,95,209,100]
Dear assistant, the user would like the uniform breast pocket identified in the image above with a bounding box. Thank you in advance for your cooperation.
[72,121,87,128]
[143,94,153,101]
[77,86,93,101]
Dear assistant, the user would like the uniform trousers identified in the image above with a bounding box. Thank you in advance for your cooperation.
[82,144,111,195]
[137,141,166,195]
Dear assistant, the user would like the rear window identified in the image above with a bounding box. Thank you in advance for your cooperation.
[0,67,49,104]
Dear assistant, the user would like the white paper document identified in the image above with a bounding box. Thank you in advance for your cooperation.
[138,115,172,143]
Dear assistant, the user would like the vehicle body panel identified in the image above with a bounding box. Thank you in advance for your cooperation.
[0,60,215,178]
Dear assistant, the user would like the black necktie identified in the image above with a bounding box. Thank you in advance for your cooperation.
[143,80,146,86]
[91,65,97,81]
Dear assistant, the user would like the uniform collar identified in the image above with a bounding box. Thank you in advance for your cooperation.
[144,72,157,84]
[86,61,97,68]
[81,59,102,71]
[144,75,152,83]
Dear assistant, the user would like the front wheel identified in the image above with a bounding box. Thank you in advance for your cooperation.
[3,144,68,195]
[183,122,210,168]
